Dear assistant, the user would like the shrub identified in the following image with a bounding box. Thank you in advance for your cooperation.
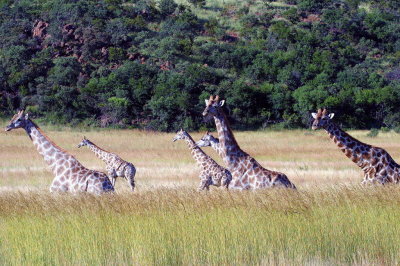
[159,0,177,17]
[367,128,379,137]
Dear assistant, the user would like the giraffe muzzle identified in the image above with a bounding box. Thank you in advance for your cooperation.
[5,126,12,132]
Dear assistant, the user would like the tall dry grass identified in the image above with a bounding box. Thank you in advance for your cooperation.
[1,187,400,265]
[2,125,400,190]
[2,125,400,264]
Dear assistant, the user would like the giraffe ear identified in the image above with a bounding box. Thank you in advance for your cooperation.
[205,99,209,106]
[311,113,317,119]
[328,113,335,119]
[24,113,29,119]
[219,100,225,107]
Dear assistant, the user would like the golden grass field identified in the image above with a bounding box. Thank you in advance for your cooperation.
[1,122,400,265]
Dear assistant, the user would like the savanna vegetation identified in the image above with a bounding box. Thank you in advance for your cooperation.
[2,127,400,264]
[1,0,400,131]
[2,187,400,265]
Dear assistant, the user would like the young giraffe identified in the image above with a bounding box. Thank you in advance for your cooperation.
[311,108,400,184]
[202,96,296,190]
[196,131,224,158]
[77,137,136,191]
[5,110,114,193]
[173,129,232,190]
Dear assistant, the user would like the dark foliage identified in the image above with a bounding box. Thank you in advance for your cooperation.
[1,0,399,131]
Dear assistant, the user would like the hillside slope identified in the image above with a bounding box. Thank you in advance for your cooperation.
[0,0,399,130]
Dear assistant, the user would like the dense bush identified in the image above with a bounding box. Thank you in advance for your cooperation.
[0,0,399,131]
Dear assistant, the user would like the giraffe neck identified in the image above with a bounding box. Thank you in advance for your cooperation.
[210,139,224,159]
[324,122,370,166]
[213,111,245,164]
[24,120,80,174]
[183,135,209,164]
[86,142,112,164]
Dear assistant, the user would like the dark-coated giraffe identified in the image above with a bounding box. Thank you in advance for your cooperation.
[202,96,296,190]
[311,108,400,184]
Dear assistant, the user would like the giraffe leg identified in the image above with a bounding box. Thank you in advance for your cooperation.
[198,180,207,191]
[198,175,211,191]
[271,173,296,189]
[210,174,219,187]
[125,165,136,191]
[107,168,117,188]
[222,170,232,189]
[376,172,389,184]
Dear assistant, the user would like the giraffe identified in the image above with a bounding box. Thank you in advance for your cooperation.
[173,129,232,190]
[5,110,114,193]
[196,131,224,158]
[202,95,296,190]
[77,137,136,191]
[311,108,400,184]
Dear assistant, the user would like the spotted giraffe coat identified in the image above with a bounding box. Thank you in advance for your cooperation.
[196,131,224,159]
[312,108,400,184]
[173,129,232,190]
[5,111,114,194]
[202,96,296,190]
[78,138,136,191]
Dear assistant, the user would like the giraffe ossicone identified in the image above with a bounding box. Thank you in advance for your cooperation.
[311,108,400,184]
[202,96,296,190]
[5,110,114,194]
[77,137,136,191]
[173,129,232,190]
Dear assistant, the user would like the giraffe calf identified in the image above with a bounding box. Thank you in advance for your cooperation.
[173,129,232,190]
[78,137,136,191]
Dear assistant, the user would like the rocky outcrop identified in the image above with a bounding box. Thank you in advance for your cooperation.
[32,20,49,39]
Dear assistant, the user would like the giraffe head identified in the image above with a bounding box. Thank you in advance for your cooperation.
[311,108,335,130]
[196,131,219,148]
[202,95,225,121]
[5,110,30,131]
[172,129,189,142]
[77,136,91,148]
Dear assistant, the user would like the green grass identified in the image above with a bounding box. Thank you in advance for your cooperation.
[1,186,400,265]
[2,125,400,264]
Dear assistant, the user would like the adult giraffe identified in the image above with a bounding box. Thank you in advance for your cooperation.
[5,110,114,193]
[202,96,296,189]
[311,108,400,184]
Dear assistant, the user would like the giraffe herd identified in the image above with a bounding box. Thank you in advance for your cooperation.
[4,95,400,194]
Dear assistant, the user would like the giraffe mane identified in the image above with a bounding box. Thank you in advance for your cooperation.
[30,119,71,154]
[85,138,112,154]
